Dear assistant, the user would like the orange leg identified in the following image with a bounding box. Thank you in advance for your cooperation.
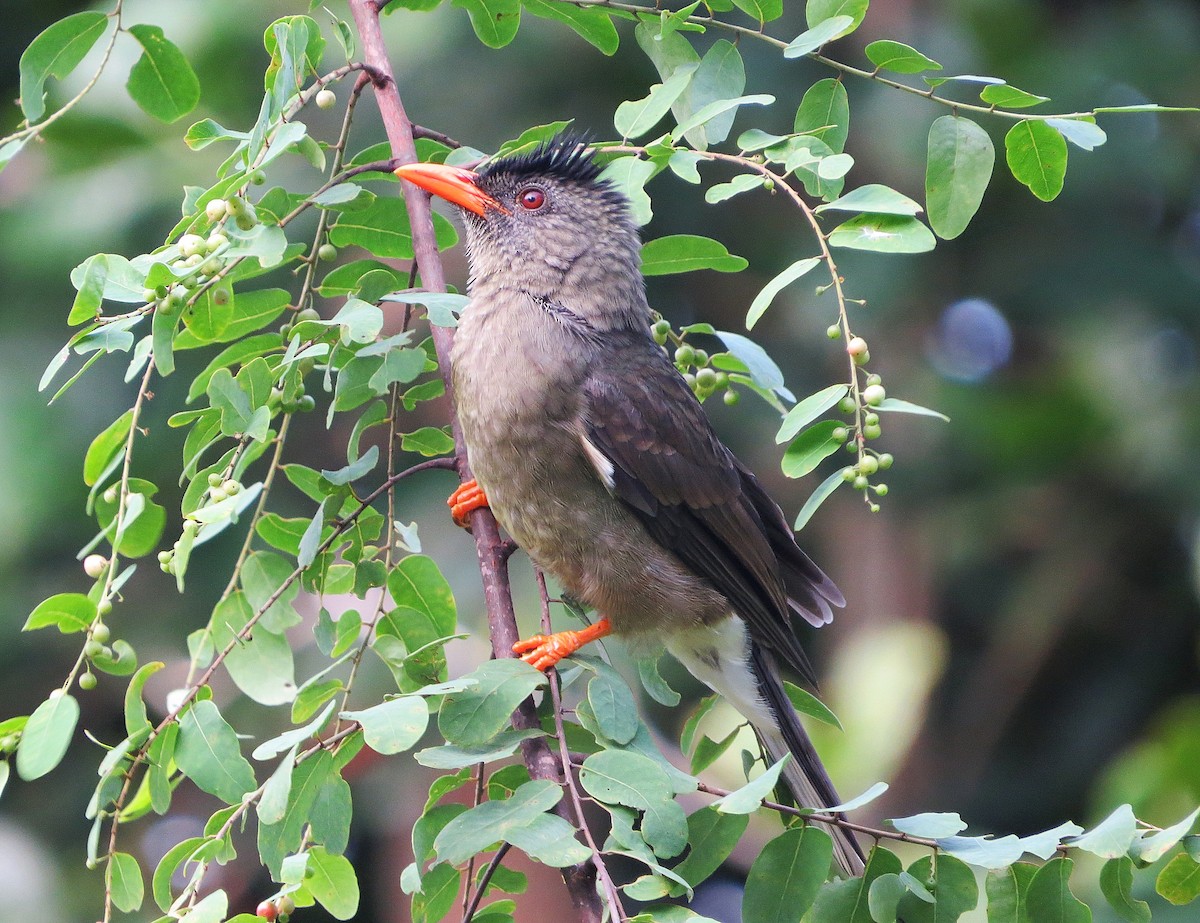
[448,478,489,529]
[513,617,613,671]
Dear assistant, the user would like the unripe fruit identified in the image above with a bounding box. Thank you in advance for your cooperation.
[206,232,228,252]
[179,234,206,258]
[869,502,881,513]
[862,384,886,406]
[864,412,879,426]
[847,336,868,357]
[235,209,258,231]
[838,396,856,414]
[853,475,869,491]
[92,623,111,644]
[257,900,278,921]
[79,672,97,691]
[863,423,882,440]
[832,427,848,443]
[714,372,729,389]
[183,520,199,536]
[878,453,895,470]
[201,257,223,276]
[83,554,108,578]
[142,288,157,304]
[206,198,229,222]
[723,389,740,406]
[212,285,233,306]
[840,467,857,482]
[652,319,671,338]
[103,487,119,504]
[210,486,227,503]
[298,394,316,412]
[826,324,841,340]
[98,600,112,616]
[866,373,882,387]
[696,368,718,388]
[84,639,105,658]
[874,484,889,496]
[854,349,870,366]
[225,196,247,216]
[843,440,858,453]
[296,307,321,323]
[250,169,266,186]
[318,243,337,261]
[277,895,295,916]
[208,472,224,488]
[222,479,240,495]
[316,88,337,110]
[693,349,709,366]
[858,456,879,475]
[683,372,697,389]
[674,345,695,367]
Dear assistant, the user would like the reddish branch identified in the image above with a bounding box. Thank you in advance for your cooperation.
[345,3,603,919]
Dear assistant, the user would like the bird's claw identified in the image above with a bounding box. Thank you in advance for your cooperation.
[448,479,489,530]
[512,617,613,672]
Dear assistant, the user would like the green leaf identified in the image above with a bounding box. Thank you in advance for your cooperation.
[679,39,746,148]
[637,655,681,707]
[600,156,656,225]
[402,426,456,456]
[742,825,832,923]
[586,664,639,745]
[1066,804,1138,859]
[782,420,844,478]
[705,172,765,204]
[24,592,96,633]
[714,330,787,395]
[1004,119,1068,202]
[580,749,687,857]
[980,83,1050,109]
[1025,858,1090,923]
[1046,118,1107,151]
[16,693,80,780]
[175,289,291,348]
[434,779,590,867]
[785,15,855,57]
[1100,857,1150,923]
[669,807,748,893]
[889,812,966,838]
[713,755,788,815]
[865,40,941,74]
[415,728,545,770]
[342,697,429,754]
[783,682,842,730]
[307,846,360,920]
[828,214,936,253]
[794,467,845,530]
[641,234,747,276]
[388,554,457,637]
[19,11,108,122]
[1157,853,1200,906]
[438,659,545,746]
[125,24,200,123]
[124,661,163,736]
[868,874,908,923]
[210,593,296,706]
[898,854,978,922]
[452,0,521,48]
[874,397,950,421]
[675,92,773,144]
[776,384,847,444]
[810,845,902,923]
[794,78,850,153]
[520,0,619,54]
[985,863,1038,923]
[805,0,869,33]
[328,196,458,258]
[107,851,144,913]
[69,254,109,326]
[746,258,822,329]
[176,699,257,804]
[816,184,922,216]
[731,0,782,24]
[1135,806,1199,862]
[926,115,995,239]
[241,551,302,633]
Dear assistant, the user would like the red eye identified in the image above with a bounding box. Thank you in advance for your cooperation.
[518,188,546,210]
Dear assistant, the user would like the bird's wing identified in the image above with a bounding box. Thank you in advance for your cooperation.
[578,331,831,684]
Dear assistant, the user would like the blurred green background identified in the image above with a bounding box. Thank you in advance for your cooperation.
[1,0,1198,920]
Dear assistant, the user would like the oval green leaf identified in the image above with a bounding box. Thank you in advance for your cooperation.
[827,214,936,253]
[865,40,941,74]
[926,115,995,240]
[743,826,832,923]
[642,234,748,276]
[782,420,843,478]
[16,692,80,780]
[24,592,96,634]
[125,24,200,123]
[1005,119,1068,202]
[746,258,821,329]
[19,11,108,122]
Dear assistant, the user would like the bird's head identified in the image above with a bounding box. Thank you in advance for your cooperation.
[395,135,647,316]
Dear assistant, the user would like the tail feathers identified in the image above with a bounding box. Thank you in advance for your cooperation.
[666,622,864,877]
[750,646,865,877]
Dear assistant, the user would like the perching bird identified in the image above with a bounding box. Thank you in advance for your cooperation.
[395,136,864,875]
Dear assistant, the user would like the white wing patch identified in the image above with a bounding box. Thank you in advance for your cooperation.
[579,432,616,492]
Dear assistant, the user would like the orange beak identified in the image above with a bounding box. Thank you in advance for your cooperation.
[393,161,500,216]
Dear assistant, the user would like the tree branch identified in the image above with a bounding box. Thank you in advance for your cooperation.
[345,3,603,919]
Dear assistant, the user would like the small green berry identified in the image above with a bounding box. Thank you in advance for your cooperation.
[714,371,729,389]
[210,486,227,503]
[832,427,848,443]
[179,234,205,258]
[874,484,889,497]
[79,672,98,691]
[863,423,882,440]
[208,472,223,488]
[235,210,258,231]
[853,475,869,491]
[84,639,104,658]
[838,396,856,415]
[318,243,337,261]
[157,550,173,565]
[683,372,697,389]
[298,394,316,412]
[862,384,886,406]
[206,198,229,222]
[840,467,858,482]
[693,349,709,366]
[315,88,337,110]
[92,623,111,644]
[696,368,718,388]
[222,479,241,495]
[858,456,879,475]
[212,285,233,306]
[847,336,868,357]
[225,196,247,217]
[869,502,881,513]
[844,440,859,453]
[250,169,266,186]
[201,257,223,276]
[674,344,696,367]
[866,373,882,387]
[826,324,841,340]
[277,895,296,916]
[97,600,112,616]
[878,453,894,470]
[864,412,879,426]
[652,319,671,337]
[142,288,157,304]
[723,389,740,406]
[206,232,228,252]
[296,307,321,323]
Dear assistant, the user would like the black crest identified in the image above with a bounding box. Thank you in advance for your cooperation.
[480,132,602,185]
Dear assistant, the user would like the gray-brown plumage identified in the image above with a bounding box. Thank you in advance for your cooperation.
[396,137,863,875]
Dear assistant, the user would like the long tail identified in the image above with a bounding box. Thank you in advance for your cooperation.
[667,620,865,877]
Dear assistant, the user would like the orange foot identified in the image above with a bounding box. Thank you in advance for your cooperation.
[513,617,613,671]
[448,478,489,529]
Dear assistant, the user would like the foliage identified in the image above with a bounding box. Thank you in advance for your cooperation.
[1,1,1197,922]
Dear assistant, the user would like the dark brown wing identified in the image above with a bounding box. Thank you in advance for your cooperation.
[579,329,842,685]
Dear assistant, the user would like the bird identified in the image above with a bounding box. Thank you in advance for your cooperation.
[394,135,864,876]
